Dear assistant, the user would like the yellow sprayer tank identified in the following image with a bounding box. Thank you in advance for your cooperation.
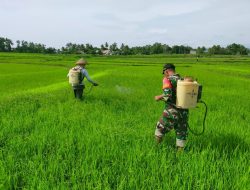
[176,80,199,109]
[68,69,80,85]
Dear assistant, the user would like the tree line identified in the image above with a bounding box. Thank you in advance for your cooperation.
[0,37,249,55]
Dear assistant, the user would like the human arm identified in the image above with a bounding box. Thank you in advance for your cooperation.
[155,78,172,102]
[155,94,164,101]
[81,69,98,85]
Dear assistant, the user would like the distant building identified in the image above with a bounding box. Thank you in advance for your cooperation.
[190,50,197,55]
[76,51,85,54]
[101,49,112,55]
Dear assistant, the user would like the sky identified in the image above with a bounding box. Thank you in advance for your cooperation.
[1,0,250,48]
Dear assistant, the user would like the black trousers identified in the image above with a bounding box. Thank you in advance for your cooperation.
[73,85,85,99]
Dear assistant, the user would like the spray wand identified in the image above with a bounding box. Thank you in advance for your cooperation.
[85,84,95,94]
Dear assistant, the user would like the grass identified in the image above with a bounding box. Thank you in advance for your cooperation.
[0,53,249,189]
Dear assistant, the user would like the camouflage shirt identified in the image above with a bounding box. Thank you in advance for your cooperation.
[162,74,181,108]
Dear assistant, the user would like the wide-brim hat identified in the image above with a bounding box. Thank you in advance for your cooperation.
[76,58,87,65]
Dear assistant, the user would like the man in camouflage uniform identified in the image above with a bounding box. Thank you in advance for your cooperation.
[154,63,189,151]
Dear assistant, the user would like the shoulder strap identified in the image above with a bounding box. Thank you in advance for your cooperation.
[171,74,180,80]
[72,66,82,71]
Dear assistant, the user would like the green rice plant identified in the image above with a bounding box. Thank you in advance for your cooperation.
[0,53,249,189]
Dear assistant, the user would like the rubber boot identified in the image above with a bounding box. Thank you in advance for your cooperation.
[176,139,186,152]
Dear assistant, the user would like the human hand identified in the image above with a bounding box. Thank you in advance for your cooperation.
[155,95,163,101]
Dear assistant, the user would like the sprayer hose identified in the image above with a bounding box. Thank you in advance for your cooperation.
[188,100,208,136]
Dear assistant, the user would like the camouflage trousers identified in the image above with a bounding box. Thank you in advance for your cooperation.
[155,106,189,148]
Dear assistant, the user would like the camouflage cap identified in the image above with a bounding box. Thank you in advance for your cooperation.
[162,63,175,74]
[76,58,87,65]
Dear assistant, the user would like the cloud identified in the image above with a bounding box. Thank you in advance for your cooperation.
[89,0,211,22]
[0,0,250,48]
[148,28,168,35]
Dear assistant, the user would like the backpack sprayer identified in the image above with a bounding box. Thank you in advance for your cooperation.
[68,67,96,94]
[68,67,81,86]
[176,79,207,135]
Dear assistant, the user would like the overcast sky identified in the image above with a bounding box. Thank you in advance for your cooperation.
[1,0,250,48]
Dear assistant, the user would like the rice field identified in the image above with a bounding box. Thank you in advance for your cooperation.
[0,53,249,189]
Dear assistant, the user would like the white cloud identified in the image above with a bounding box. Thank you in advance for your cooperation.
[148,28,168,35]
[0,0,250,48]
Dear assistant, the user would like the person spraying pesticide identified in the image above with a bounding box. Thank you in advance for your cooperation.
[68,58,98,100]
[154,63,206,152]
